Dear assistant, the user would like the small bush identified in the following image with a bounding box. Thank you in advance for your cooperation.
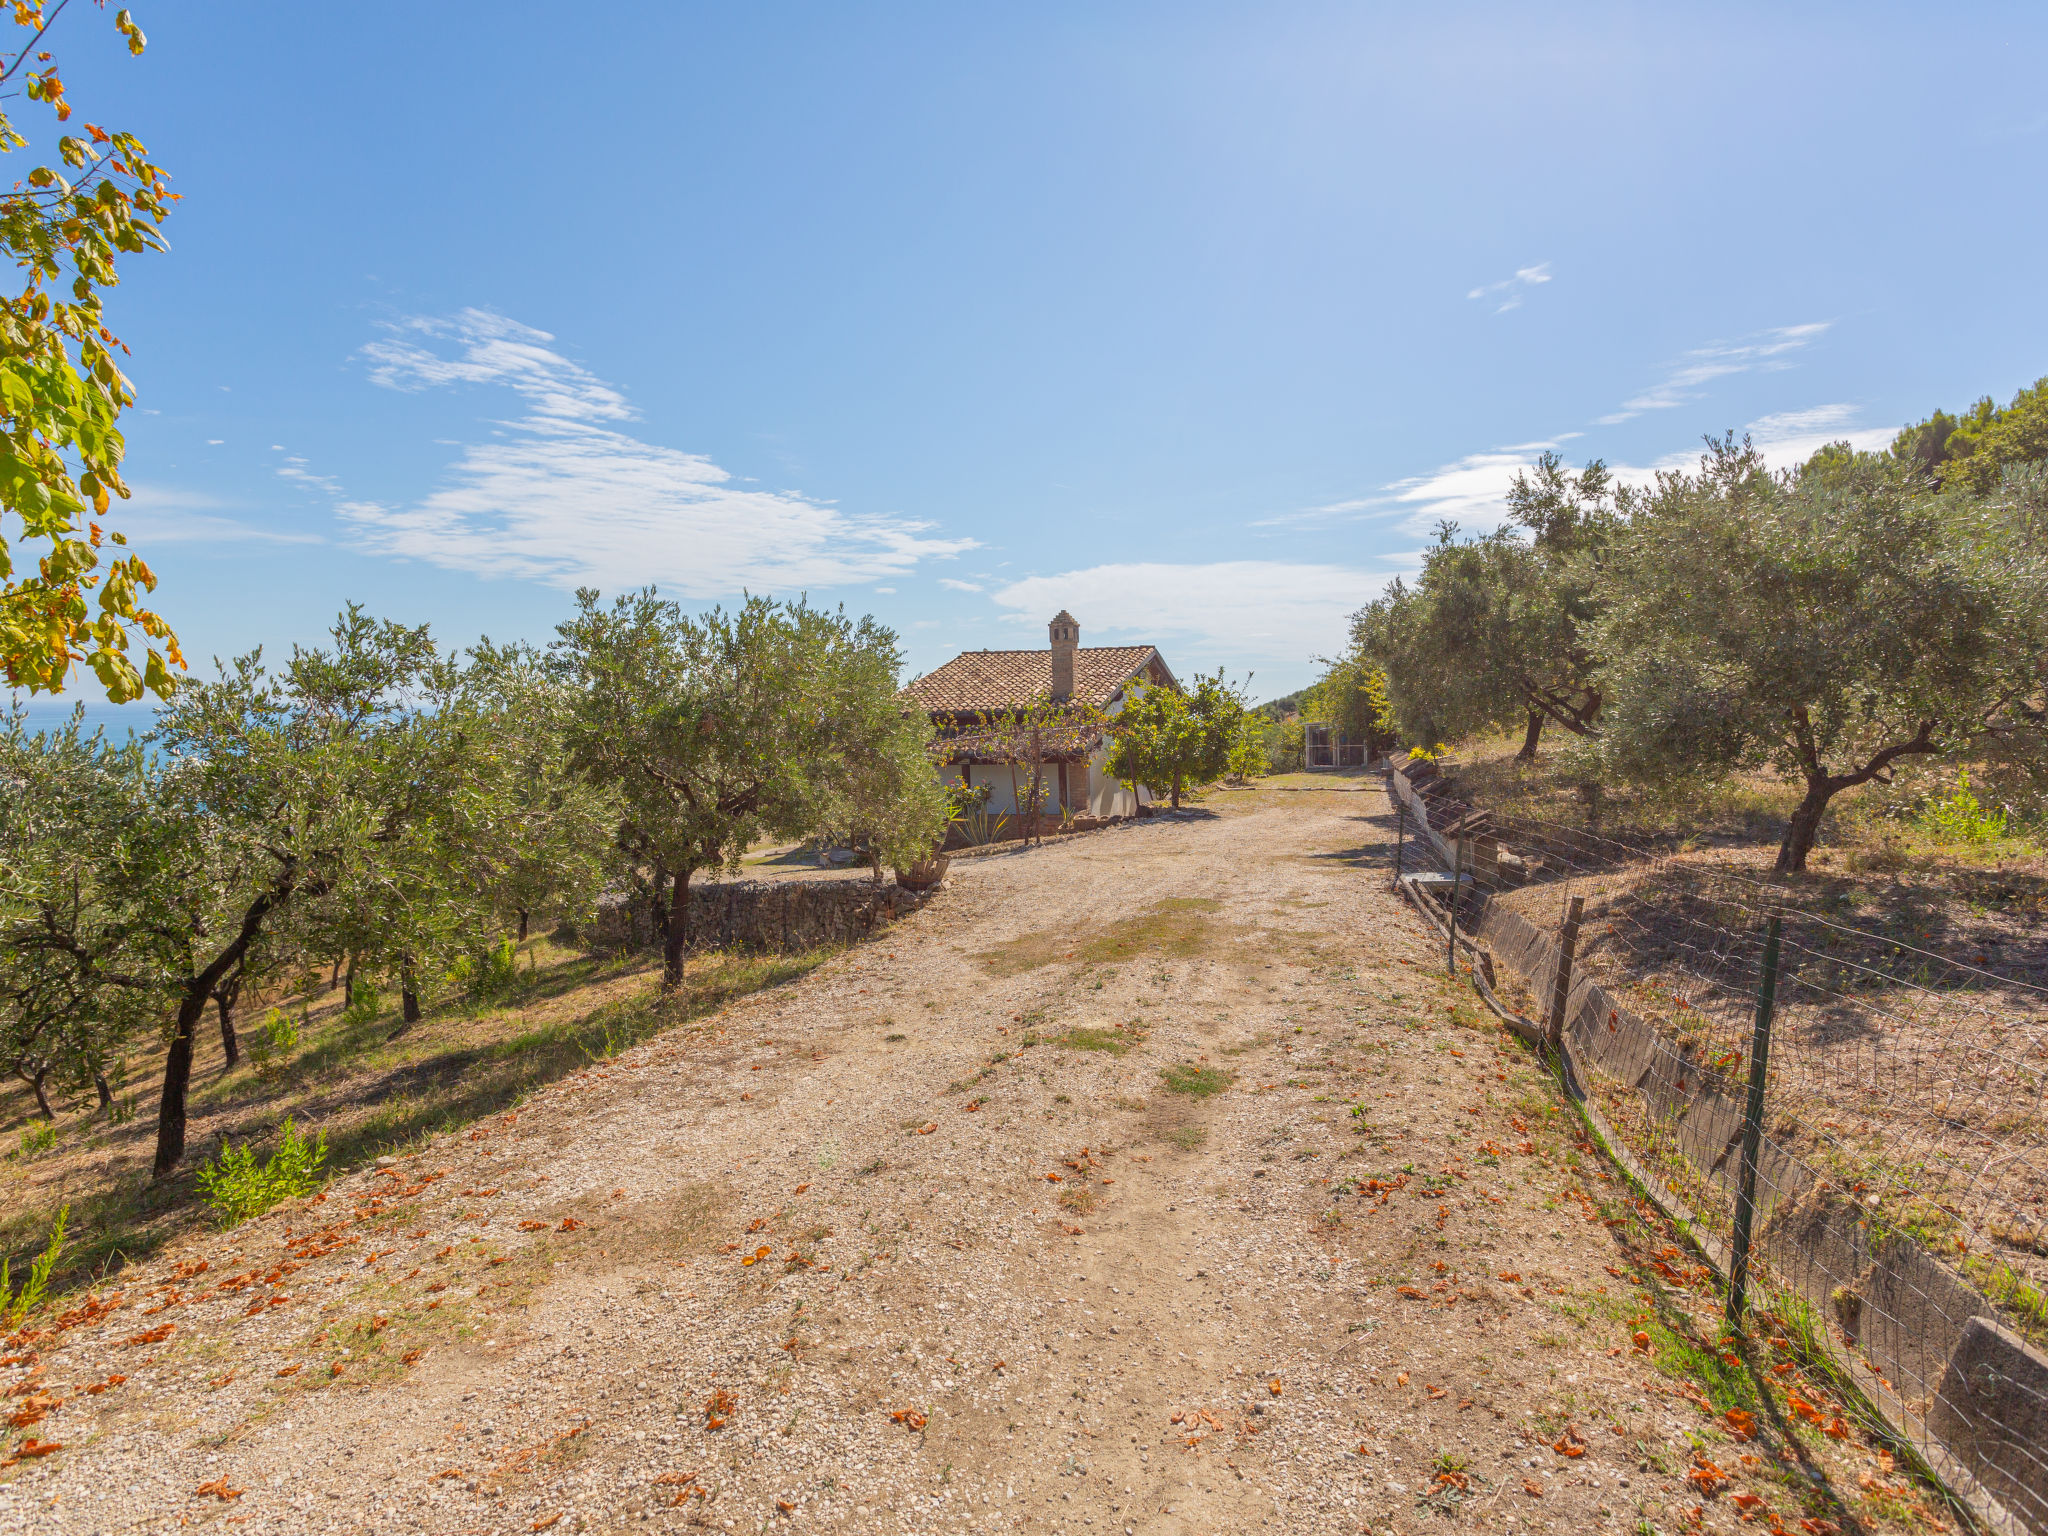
[1,1204,67,1326]
[16,1121,57,1158]
[109,1093,137,1125]
[1917,771,2010,846]
[470,937,521,1001]
[249,1007,301,1070]
[341,982,381,1026]
[263,1007,301,1053]
[1161,1063,1233,1099]
[197,1118,329,1228]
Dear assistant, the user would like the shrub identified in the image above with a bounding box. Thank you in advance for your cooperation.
[15,1121,56,1158]
[1917,770,2010,846]
[1,1205,67,1326]
[248,1006,301,1070]
[340,982,381,1026]
[197,1118,329,1227]
[471,936,521,1000]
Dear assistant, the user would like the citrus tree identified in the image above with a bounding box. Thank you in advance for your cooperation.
[1106,671,1245,809]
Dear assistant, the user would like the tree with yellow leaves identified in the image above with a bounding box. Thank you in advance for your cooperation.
[0,1,180,703]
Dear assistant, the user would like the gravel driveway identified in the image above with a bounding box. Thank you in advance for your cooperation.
[0,788,1916,1536]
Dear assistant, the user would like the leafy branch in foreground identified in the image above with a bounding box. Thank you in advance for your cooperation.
[0,2,182,703]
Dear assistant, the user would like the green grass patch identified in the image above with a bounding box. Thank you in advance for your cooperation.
[1054,1026,1135,1056]
[1161,1064,1234,1099]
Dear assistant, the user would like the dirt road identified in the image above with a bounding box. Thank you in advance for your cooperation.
[0,789,1912,1536]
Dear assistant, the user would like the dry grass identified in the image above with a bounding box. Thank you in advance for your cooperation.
[0,938,834,1293]
[973,896,1226,976]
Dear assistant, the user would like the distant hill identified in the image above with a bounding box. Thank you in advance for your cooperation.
[1254,689,1306,720]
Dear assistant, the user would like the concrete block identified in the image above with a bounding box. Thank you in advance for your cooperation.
[1927,1315,2048,1529]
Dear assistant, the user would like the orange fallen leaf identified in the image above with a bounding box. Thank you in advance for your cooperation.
[1498,1272,1522,1282]
[1724,1408,1757,1440]
[1267,1379,1283,1396]
[890,1408,928,1430]
[1396,1285,1426,1299]
[558,1217,584,1232]
[1731,1493,1765,1511]
[792,1182,810,1195]
[740,1245,773,1267]
[1631,1331,1653,1354]
[276,1364,302,1378]
[330,1361,345,1378]
[1522,1478,1543,1497]
[532,1515,563,1531]
[402,1349,423,1364]
[1396,1372,1409,1386]
[194,1476,244,1501]
[1685,1455,1730,1493]
[777,1500,796,1513]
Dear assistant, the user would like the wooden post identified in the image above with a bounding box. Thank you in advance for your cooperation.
[1546,894,1586,1050]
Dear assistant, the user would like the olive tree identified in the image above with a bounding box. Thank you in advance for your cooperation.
[1354,455,1613,758]
[555,589,915,988]
[0,708,156,1117]
[1592,437,2048,873]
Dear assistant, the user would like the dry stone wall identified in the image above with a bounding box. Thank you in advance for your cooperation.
[575,876,929,957]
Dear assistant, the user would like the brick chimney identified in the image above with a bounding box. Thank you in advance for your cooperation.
[1048,610,1079,701]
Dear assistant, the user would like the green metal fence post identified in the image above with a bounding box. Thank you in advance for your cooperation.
[1447,837,1462,977]
[1727,910,1785,1328]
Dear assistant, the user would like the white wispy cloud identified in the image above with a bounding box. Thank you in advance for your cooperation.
[119,484,325,546]
[1376,442,1562,540]
[340,309,976,597]
[938,577,984,593]
[1467,262,1552,314]
[1596,323,1829,425]
[991,561,1392,674]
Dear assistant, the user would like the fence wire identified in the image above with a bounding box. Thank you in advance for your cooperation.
[1390,773,2048,1534]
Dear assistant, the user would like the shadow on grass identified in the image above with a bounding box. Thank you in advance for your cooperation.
[0,944,836,1295]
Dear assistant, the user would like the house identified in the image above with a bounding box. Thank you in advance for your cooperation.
[903,611,1178,819]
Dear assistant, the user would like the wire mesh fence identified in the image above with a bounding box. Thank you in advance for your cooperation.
[1387,762,2048,1534]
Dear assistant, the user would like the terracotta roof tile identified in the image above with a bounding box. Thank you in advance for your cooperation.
[904,645,1162,713]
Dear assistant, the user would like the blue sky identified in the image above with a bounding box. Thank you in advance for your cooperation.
[17,0,2048,726]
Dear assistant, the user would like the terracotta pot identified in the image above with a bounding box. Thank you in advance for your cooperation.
[894,856,950,892]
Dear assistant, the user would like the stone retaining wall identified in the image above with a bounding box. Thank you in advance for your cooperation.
[575,876,929,957]
[1466,887,2046,1532]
